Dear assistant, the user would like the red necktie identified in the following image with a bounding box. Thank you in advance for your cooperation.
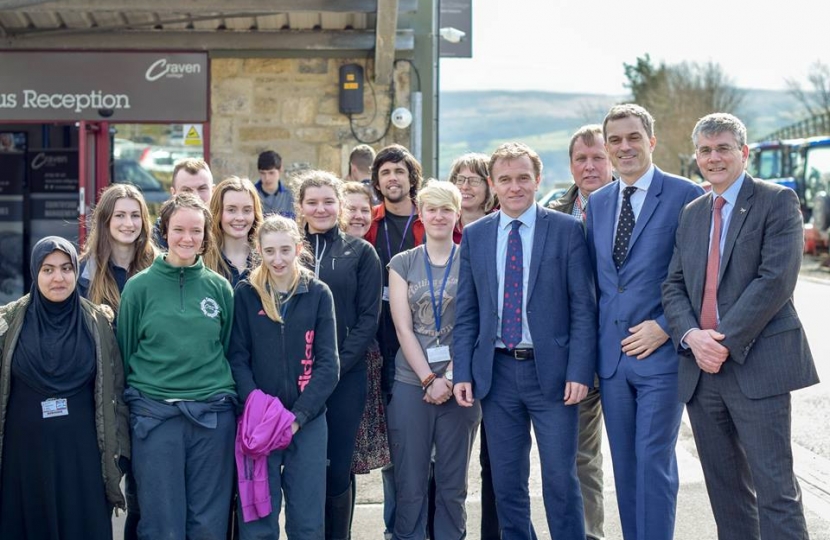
[700,196,725,330]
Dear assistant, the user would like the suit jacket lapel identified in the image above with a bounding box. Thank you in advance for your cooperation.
[690,195,713,313]
[719,175,755,282]
[484,214,500,309]
[527,206,548,300]
[628,169,663,250]
[592,183,618,264]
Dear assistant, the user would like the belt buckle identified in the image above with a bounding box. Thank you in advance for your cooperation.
[513,348,532,360]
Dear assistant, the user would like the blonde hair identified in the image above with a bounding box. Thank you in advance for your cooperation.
[417,179,462,213]
[341,181,373,204]
[250,215,314,323]
[80,183,156,310]
[203,176,263,280]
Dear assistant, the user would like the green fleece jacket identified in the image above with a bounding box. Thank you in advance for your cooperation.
[117,255,236,401]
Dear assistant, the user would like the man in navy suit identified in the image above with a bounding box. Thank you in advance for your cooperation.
[453,142,597,539]
[585,104,704,540]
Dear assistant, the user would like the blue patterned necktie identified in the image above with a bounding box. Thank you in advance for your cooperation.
[613,186,638,270]
[501,219,523,349]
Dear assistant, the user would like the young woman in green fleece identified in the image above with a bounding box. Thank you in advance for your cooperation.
[117,193,237,540]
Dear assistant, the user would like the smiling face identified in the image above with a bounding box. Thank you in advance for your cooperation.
[221,189,256,241]
[377,160,412,204]
[453,166,488,212]
[489,155,541,218]
[165,207,205,267]
[172,168,213,203]
[605,115,656,185]
[570,136,613,196]
[259,231,301,286]
[109,197,143,247]
[38,250,76,302]
[343,192,372,238]
[301,186,341,234]
[695,131,748,194]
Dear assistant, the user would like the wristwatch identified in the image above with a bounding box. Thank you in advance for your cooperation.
[444,370,453,383]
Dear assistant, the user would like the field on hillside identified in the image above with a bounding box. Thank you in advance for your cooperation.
[438,89,804,190]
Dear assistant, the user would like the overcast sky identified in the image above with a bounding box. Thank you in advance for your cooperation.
[439,0,825,95]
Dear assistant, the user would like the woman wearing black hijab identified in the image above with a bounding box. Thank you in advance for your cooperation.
[0,236,130,540]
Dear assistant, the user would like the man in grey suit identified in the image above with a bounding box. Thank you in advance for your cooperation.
[662,112,819,540]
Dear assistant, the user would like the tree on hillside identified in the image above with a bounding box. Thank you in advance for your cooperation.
[622,55,745,175]
[785,61,830,118]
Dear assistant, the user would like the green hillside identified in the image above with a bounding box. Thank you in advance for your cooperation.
[438,88,805,189]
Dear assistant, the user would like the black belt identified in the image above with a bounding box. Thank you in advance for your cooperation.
[495,347,535,360]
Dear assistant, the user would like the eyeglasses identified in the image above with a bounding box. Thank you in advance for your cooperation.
[696,144,740,157]
[452,175,485,187]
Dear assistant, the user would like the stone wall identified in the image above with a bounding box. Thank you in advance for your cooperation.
[209,57,410,187]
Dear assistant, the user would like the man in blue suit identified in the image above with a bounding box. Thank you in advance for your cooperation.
[585,104,704,540]
[453,142,597,539]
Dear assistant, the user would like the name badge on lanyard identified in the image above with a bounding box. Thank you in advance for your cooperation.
[427,345,451,364]
[424,244,456,364]
[42,398,68,419]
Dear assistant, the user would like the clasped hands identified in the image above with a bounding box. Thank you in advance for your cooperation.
[424,377,453,405]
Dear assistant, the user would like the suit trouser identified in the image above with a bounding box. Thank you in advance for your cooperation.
[600,356,682,540]
[687,361,808,540]
[387,381,481,540]
[483,352,585,540]
[577,384,604,540]
[479,423,501,540]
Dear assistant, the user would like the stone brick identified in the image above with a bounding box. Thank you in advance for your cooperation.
[317,145,342,175]
[298,58,328,74]
[212,79,253,115]
[295,127,338,143]
[210,153,250,181]
[315,114,350,127]
[238,126,291,142]
[243,58,292,75]
[211,58,242,81]
[281,97,317,125]
[210,118,234,149]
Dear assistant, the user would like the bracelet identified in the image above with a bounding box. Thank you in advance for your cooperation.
[421,373,437,392]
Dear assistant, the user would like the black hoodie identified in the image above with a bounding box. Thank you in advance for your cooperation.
[228,275,339,428]
[304,226,382,374]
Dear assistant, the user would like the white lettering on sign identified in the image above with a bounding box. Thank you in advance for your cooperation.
[20,90,131,113]
[31,152,69,170]
[145,58,202,82]
[0,93,18,108]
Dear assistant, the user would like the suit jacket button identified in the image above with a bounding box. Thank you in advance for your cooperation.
[618,287,625,293]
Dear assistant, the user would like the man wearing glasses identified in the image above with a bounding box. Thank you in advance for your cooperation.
[663,113,818,540]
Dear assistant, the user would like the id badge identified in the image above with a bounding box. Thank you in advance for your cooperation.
[426,345,451,364]
[382,286,390,302]
[42,398,68,419]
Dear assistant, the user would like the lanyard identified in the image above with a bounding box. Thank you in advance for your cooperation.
[424,244,456,344]
[383,205,415,262]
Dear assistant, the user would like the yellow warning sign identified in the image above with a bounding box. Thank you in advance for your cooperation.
[184,124,203,147]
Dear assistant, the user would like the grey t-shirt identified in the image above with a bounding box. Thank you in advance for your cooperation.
[388,244,460,387]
